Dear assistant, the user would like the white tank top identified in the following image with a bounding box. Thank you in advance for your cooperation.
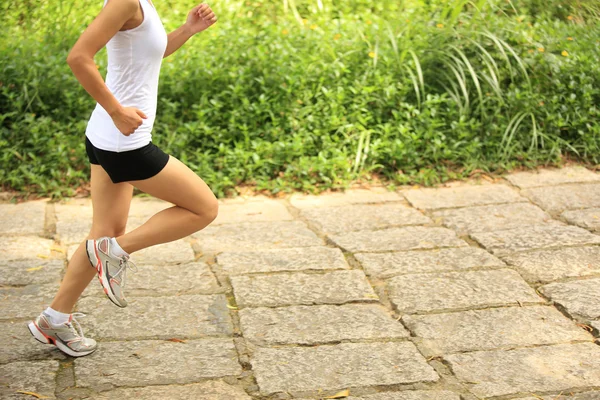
[85,0,167,152]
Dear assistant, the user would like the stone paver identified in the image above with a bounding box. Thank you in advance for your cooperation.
[522,183,600,214]
[0,236,55,261]
[77,294,232,340]
[217,247,349,275]
[0,258,63,286]
[94,381,252,400]
[445,343,600,398]
[0,321,66,364]
[591,321,600,332]
[502,246,600,283]
[239,304,408,345]
[251,342,438,395]
[432,202,560,234]
[330,226,467,253]
[290,188,401,209]
[75,339,241,391]
[82,262,221,297]
[133,239,195,264]
[0,284,59,320]
[0,201,46,236]
[194,221,323,252]
[301,204,431,234]
[356,247,505,278]
[129,198,173,218]
[347,391,460,400]
[231,270,378,308]
[517,394,600,400]
[0,360,59,399]
[562,208,600,232]
[403,184,525,210]
[539,278,600,321]
[471,225,600,256]
[402,306,591,356]
[214,199,293,225]
[506,166,600,188]
[387,269,542,314]
[55,200,92,244]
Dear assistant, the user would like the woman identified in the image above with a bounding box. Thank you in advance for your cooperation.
[27,0,218,357]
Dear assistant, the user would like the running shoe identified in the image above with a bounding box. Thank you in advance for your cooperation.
[86,237,136,308]
[27,312,96,357]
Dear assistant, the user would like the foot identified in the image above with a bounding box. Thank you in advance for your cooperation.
[28,312,96,357]
[86,237,137,308]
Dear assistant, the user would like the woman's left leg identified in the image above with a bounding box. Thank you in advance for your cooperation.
[113,155,218,254]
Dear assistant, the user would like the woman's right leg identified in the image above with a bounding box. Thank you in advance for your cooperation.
[49,164,133,313]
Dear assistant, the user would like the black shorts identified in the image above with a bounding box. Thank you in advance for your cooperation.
[85,136,170,183]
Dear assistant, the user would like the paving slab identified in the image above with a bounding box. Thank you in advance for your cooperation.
[403,184,524,210]
[445,343,600,398]
[81,262,220,298]
[0,321,66,364]
[129,197,174,218]
[387,269,542,314]
[356,247,505,279]
[132,239,196,265]
[194,221,323,253]
[231,270,378,308]
[213,199,293,225]
[55,199,92,244]
[330,226,467,253]
[471,225,600,256]
[290,188,401,209]
[75,339,241,391]
[347,391,461,400]
[431,202,560,234]
[94,381,252,400]
[402,306,591,356]
[239,304,408,345]
[217,247,348,275]
[591,321,600,332]
[517,394,600,400]
[562,208,600,232]
[521,183,600,214]
[539,278,600,320]
[0,236,55,261]
[301,204,431,234]
[0,201,46,236]
[0,258,63,286]
[0,284,59,320]
[505,166,600,188]
[0,360,59,399]
[502,246,600,283]
[251,342,439,395]
[77,294,232,340]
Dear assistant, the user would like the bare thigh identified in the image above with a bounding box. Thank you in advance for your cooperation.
[90,164,133,236]
[129,155,217,216]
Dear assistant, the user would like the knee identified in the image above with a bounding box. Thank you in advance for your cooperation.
[191,198,219,227]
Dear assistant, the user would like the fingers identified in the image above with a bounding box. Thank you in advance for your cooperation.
[135,108,148,119]
[196,3,217,22]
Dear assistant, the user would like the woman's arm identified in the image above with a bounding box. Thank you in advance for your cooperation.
[67,0,149,135]
[163,3,217,58]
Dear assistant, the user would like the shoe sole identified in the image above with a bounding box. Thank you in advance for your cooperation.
[27,322,96,358]
[86,240,126,308]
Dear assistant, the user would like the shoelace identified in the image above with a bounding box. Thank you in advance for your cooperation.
[112,256,137,289]
[64,312,88,343]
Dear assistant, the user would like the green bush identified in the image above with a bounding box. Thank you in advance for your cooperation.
[1,0,599,197]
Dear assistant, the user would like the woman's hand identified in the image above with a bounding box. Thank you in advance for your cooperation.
[110,106,147,136]
[184,3,217,35]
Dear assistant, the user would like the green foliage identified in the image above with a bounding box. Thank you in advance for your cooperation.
[1,0,599,197]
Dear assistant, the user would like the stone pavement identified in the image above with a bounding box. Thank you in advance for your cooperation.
[1,166,600,399]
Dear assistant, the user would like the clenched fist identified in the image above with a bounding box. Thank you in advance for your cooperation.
[185,3,217,34]
[110,106,147,136]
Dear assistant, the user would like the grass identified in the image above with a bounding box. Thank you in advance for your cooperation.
[1,0,599,197]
